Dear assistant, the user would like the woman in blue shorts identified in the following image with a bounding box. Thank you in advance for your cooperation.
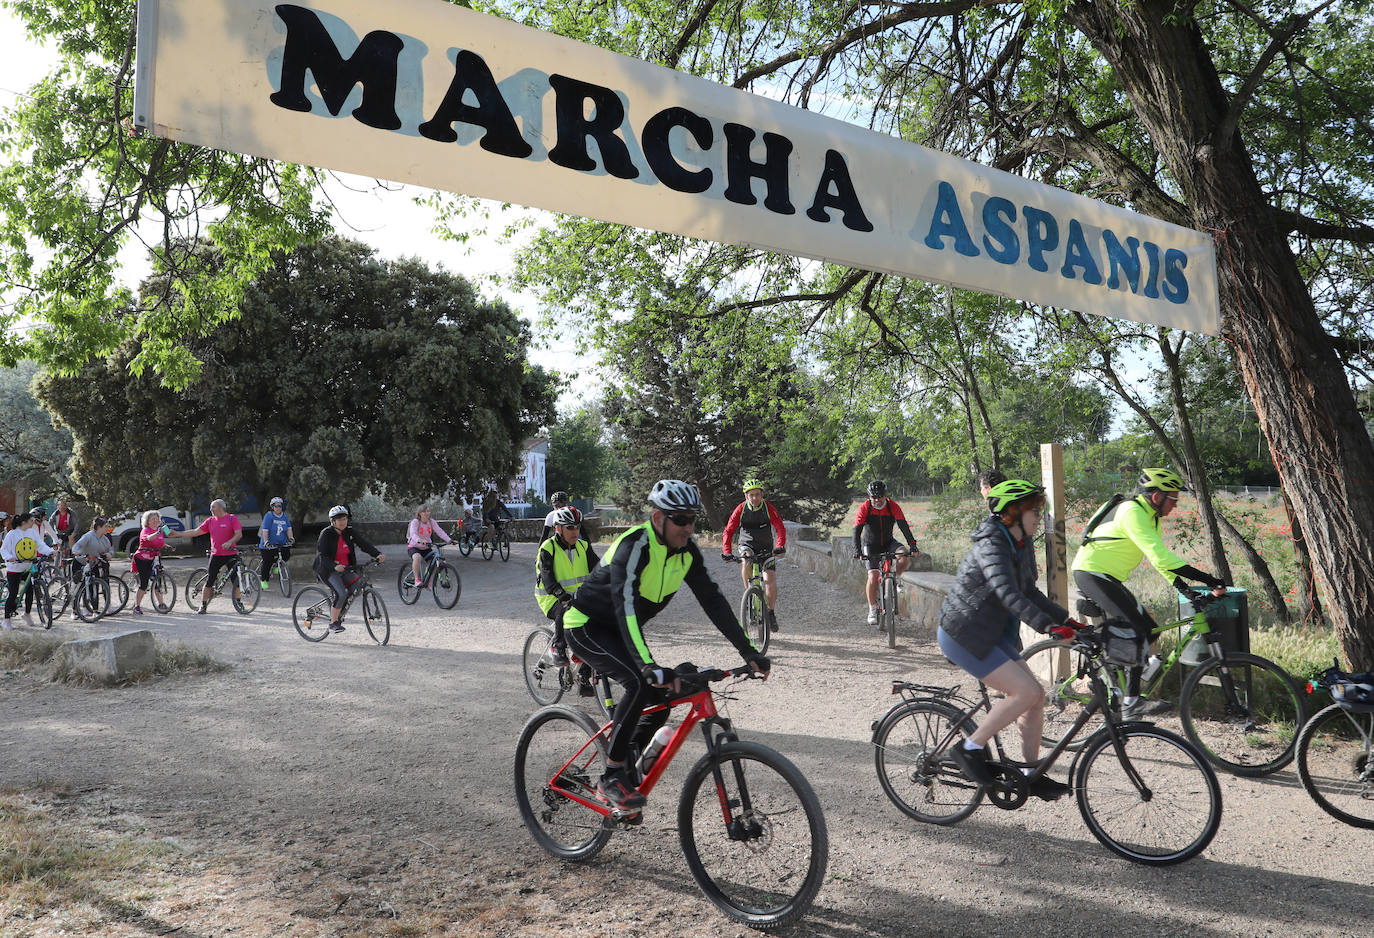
[937,480,1084,798]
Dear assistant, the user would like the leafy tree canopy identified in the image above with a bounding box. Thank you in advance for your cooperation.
[34,237,556,514]
[0,361,76,498]
[546,406,616,501]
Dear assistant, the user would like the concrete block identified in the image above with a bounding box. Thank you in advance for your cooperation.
[60,630,156,681]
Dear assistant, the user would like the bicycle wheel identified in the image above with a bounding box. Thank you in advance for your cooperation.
[397,565,421,605]
[514,705,613,861]
[186,570,209,611]
[480,536,494,560]
[739,585,769,655]
[232,567,260,615]
[499,531,511,561]
[882,575,898,647]
[1021,639,1101,751]
[678,740,828,930]
[433,563,461,609]
[291,586,332,642]
[523,627,565,705]
[150,570,176,614]
[46,577,69,622]
[458,534,473,557]
[872,700,984,825]
[72,577,109,623]
[1074,724,1222,865]
[33,580,55,629]
[107,574,130,614]
[362,588,390,645]
[1296,703,1374,829]
[278,564,292,598]
[1178,651,1305,776]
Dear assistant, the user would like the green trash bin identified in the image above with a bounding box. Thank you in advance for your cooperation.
[1178,586,1248,663]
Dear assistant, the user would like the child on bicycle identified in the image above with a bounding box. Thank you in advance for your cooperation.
[313,505,385,633]
[2,511,54,628]
[938,480,1085,799]
[534,506,600,686]
[406,505,454,589]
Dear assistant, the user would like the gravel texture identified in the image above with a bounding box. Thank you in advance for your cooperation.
[1,543,1370,937]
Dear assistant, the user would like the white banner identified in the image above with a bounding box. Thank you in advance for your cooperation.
[134,0,1219,333]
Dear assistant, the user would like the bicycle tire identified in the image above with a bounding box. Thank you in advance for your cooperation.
[72,577,109,623]
[514,705,613,861]
[872,700,984,825]
[397,565,421,605]
[232,566,260,615]
[33,579,55,629]
[433,562,461,609]
[362,588,390,645]
[480,536,494,560]
[1020,638,1102,751]
[107,574,130,614]
[499,531,511,562]
[1074,724,1222,865]
[678,740,828,930]
[278,564,292,598]
[882,575,898,648]
[186,569,209,611]
[1295,702,1374,829]
[1178,651,1305,776]
[739,585,769,655]
[523,627,565,706]
[46,577,69,622]
[458,535,473,557]
[150,570,176,614]
[292,586,332,642]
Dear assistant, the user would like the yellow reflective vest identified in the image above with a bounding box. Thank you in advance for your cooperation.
[534,536,597,615]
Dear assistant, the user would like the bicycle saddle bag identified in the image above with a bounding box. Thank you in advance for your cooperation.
[1102,618,1147,667]
[1075,596,1106,619]
[1332,678,1374,712]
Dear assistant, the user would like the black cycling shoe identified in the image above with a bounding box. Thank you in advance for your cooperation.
[597,767,646,810]
[1121,698,1172,720]
[766,609,779,633]
[1029,776,1072,801]
[947,741,996,786]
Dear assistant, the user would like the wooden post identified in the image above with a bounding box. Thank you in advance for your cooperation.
[1041,442,1068,606]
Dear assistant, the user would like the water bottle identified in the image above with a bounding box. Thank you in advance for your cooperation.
[1141,653,1162,682]
[639,725,674,775]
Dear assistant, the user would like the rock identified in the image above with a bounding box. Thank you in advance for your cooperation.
[59,629,156,681]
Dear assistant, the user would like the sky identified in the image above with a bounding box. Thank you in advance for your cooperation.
[0,8,597,398]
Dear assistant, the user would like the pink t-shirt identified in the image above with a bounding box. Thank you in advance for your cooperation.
[203,514,242,556]
[134,526,166,561]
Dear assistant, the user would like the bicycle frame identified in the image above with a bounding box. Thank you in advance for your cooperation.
[548,671,747,820]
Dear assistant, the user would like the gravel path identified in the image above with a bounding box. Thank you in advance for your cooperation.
[1,544,1370,937]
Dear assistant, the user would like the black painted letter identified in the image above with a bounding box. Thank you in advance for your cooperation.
[418,50,532,157]
[547,75,639,179]
[642,107,713,193]
[806,150,872,231]
[270,4,403,130]
[723,124,794,215]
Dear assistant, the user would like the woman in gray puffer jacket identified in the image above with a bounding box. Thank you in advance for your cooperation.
[937,480,1082,798]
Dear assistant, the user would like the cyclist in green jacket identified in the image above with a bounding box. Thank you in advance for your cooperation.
[1071,468,1227,719]
[535,506,600,683]
[563,480,770,810]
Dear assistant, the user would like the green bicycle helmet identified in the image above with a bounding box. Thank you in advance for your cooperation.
[987,479,1046,514]
[742,479,765,494]
[1138,468,1188,493]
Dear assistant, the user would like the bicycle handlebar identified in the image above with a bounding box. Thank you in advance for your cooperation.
[725,548,779,563]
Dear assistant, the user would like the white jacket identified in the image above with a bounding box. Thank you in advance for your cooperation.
[2,526,55,575]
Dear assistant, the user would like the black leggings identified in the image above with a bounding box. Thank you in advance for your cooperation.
[1074,569,1159,697]
[5,571,33,616]
[260,546,290,580]
[565,624,669,765]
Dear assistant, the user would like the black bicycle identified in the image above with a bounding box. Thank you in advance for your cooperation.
[398,544,461,608]
[70,560,129,622]
[725,547,779,654]
[186,549,260,614]
[258,541,294,597]
[872,625,1222,865]
[479,519,512,562]
[1296,660,1374,829]
[292,558,389,645]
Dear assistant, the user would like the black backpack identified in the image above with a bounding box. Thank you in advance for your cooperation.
[1080,493,1127,546]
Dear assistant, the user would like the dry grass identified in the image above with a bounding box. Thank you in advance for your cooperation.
[0,631,228,686]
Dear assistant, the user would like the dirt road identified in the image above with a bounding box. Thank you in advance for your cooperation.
[2,545,1370,937]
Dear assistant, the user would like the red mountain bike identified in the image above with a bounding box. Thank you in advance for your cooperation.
[514,666,828,929]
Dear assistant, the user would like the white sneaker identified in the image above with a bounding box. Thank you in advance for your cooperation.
[1,618,13,630]
[866,608,879,626]
[22,613,34,628]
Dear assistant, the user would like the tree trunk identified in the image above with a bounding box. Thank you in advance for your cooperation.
[1070,0,1374,668]
[1213,509,1290,625]
[1158,330,1232,583]
[1283,492,1326,627]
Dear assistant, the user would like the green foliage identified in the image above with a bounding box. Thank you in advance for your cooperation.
[546,407,616,501]
[0,361,75,497]
[33,238,555,514]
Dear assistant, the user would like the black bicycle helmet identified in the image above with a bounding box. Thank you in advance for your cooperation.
[867,480,887,498]
[647,479,703,513]
[550,491,570,505]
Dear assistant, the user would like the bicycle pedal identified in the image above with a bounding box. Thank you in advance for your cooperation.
[607,807,643,826]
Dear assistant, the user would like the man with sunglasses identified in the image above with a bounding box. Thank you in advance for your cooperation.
[563,479,771,810]
[1071,468,1227,719]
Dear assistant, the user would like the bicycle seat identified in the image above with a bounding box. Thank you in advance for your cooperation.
[1076,597,1105,618]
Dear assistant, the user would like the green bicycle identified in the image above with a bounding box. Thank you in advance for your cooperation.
[1022,588,1305,776]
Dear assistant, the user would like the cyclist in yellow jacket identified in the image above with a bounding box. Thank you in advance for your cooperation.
[1071,468,1226,719]
[535,506,600,686]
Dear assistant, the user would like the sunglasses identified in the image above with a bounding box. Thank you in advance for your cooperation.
[559,521,581,528]
[665,513,697,528]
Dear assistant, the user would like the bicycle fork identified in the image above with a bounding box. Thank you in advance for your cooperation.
[701,718,765,842]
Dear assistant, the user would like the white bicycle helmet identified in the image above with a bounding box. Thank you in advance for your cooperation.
[647,479,703,513]
[553,507,580,526]
[270,496,284,507]
[328,505,349,519]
